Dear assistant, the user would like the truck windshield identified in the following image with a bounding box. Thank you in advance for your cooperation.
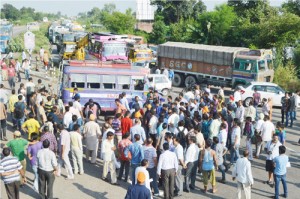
[258,60,268,71]
[136,53,150,58]
[103,43,126,56]
[65,44,76,53]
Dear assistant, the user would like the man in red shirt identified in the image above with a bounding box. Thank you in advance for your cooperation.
[121,111,133,136]
[117,132,132,182]
[7,64,16,89]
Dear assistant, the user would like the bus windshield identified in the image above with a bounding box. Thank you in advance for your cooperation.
[103,43,126,56]
[65,44,76,53]
[63,34,75,42]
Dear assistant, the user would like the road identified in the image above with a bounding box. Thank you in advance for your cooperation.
[0,70,300,199]
[12,26,27,38]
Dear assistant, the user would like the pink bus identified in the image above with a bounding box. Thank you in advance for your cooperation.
[89,35,128,61]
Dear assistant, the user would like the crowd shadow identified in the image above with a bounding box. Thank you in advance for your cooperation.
[73,183,109,199]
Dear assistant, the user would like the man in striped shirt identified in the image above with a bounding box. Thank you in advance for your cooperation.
[0,148,26,199]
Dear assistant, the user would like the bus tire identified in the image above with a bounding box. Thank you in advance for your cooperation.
[172,73,183,87]
[185,75,197,88]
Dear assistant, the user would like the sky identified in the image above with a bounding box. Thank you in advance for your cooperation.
[1,0,286,16]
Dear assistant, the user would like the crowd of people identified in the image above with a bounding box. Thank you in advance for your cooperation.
[0,72,299,199]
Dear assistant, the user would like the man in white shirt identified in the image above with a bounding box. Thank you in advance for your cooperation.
[173,137,184,197]
[68,101,82,122]
[57,124,74,180]
[184,136,199,192]
[120,92,130,111]
[157,143,178,199]
[230,119,241,164]
[63,106,73,129]
[148,110,158,146]
[70,124,84,175]
[130,119,146,145]
[264,134,281,187]
[232,150,254,199]
[235,100,245,136]
[218,123,228,147]
[234,89,242,103]
[256,115,275,158]
[73,96,83,124]
[168,108,179,132]
[102,131,118,185]
[209,114,221,140]
[184,88,195,102]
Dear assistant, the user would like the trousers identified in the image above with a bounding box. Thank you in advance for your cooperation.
[38,169,55,199]
[174,165,183,195]
[5,181,20,199]
[162,168,175,199]
[71,147,84,174]
[185,161,197,191]
[103,160,117,183]
[58,151,74,178]
[237,181,251,199]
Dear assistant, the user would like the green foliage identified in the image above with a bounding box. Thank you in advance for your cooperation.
[282,0,300,16]
[8,24,50,54]
[149,16,168,44]
[274,61,300,91]
[1,3,60,25]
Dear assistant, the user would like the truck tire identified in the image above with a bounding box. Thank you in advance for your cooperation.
[185,75,197,88]
[173,73,183,87]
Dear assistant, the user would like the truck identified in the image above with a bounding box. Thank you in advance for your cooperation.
[128,45,153,63]
[157,42,274,88]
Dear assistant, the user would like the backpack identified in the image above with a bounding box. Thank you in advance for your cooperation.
[176,127,187,148]
[14,102,24,119]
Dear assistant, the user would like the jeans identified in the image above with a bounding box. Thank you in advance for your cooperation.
[8,77,15,89]
[285,111,293,127]
[185,161,197,191]
[17,72,21,82]
[254,105,258,121]
[147,167,159,194]
[32,165,39,191]
[274,174,287,199]
[218,164,226,180]
[16,118,25,134]
[25,69,30,80]
[281,109,285,124]
[0,119,7,139]
[292,110,297,120]
[230,145,240,164]
[131,163,139,185]
[118,160,130,181]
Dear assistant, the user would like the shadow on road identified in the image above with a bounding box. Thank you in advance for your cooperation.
[73,182,109,199]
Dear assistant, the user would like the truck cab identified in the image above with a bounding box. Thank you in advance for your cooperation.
[232,50,274,88]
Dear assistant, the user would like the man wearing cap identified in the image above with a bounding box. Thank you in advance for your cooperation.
[83,114,102,164]
[125,172,151,199]
[6,131,29,185]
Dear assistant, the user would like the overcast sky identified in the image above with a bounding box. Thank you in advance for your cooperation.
[1,0,285,16]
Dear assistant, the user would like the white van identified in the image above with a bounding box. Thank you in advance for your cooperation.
[147,74,172,96]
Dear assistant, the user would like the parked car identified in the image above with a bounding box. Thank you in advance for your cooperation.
[239,82,285,107]
[147,74,172,96]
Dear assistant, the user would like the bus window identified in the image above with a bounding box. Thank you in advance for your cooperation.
[258,60,266,71]
[70,74,85,88]
[102,75,116,89]
[117,76,131,90]
[87,74,100,89]
[132,76,145,91]
[267,59,273,69]
[245,62,252,72]
[234,62,240,70]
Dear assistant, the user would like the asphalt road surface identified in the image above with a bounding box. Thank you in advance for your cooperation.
[1,71,300,199]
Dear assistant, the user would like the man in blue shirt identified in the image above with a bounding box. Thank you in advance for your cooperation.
[273,146,289,199]
[125,172,151,199]
[125,134,144,185]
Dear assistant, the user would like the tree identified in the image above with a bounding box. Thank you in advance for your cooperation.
[282,0,300,16]
[198,4,237,45]
[1,4,20,20]
[150,16,168,44]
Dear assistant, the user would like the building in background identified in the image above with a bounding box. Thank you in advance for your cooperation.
[136,0,155,33]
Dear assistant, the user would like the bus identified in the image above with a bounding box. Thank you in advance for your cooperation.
[0,22,13,53]
[60,60,150,112]
[89,35,128,61]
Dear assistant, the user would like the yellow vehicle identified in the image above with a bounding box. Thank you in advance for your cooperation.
[128,47,153,63]
[61,33,89,60]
